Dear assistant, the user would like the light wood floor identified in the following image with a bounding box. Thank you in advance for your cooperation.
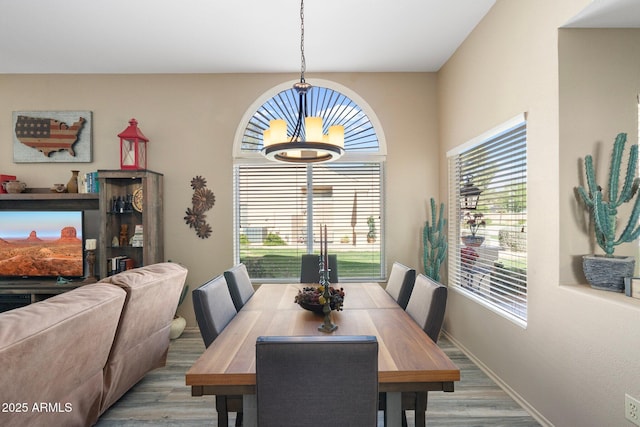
[96,330,541,427]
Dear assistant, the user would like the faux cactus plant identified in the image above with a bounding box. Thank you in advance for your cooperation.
[577,132,640,256]
[423,198,447,282]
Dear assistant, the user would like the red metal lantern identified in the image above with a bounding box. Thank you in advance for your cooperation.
[118,118,148,170]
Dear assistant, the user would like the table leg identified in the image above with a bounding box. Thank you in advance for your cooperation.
[415,392,427,427]
[385,391,402,427]
[242,394,257,427]
[215,396,228,427]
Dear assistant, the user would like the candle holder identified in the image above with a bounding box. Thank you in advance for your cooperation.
[317,237,337,333]
[318,274,337,332]
[86,249,96,279]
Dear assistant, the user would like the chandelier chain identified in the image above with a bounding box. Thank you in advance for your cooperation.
[300,0,306,82]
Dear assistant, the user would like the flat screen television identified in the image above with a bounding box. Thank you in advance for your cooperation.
[0,210,85,279]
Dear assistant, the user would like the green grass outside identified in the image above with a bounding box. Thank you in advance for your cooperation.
[240,247,381,279]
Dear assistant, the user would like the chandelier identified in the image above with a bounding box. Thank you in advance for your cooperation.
[261,0,344,163]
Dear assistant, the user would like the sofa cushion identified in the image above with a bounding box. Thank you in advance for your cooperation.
[0,283,126,427]
[98,262,188,412]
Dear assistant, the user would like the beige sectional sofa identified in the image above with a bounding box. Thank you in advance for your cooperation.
[0,262,188,427]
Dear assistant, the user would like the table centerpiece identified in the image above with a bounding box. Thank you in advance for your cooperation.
[293,224,342,332]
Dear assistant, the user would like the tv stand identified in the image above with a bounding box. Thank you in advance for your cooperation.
[0,277,97,311]
[0,189,100,312]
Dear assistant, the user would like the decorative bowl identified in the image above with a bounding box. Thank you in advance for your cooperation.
[298,301,330,314]
[294,285,345,313]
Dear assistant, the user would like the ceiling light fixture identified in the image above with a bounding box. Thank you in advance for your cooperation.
[261,0,344,164]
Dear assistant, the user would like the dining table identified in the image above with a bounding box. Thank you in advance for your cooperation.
[185,282,460,427]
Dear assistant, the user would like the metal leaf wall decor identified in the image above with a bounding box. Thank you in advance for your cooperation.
[184,175,215,239]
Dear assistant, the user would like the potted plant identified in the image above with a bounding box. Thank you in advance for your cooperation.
[170,284,189,339]
[461,212,486,247]
[576,132,640,292]
[367,215,377,243]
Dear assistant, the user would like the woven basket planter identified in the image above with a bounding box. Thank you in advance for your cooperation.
[582,255,635,292]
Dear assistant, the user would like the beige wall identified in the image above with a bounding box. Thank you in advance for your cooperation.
[0,72,439,327]
[439,1,640,426]
[559,28,640,283]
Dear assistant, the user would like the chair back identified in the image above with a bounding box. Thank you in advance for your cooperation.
[300,254,339,284]
[256,335,378,427]
[405,274,448,343]
[192,274,237,348]
[385,262,416,309]
[223,263,255,311]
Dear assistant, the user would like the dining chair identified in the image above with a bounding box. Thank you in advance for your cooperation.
[388,273,448,427]
[300,254,339,283]
[224,263,255,311]
[256,335,378,427]
[192,274,243,427]
[405,274,448,343]
[384,262,416,310]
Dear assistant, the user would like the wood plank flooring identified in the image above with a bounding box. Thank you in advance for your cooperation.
[95,330,541,427]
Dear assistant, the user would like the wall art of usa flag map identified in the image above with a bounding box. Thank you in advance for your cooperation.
[13,111,92,163]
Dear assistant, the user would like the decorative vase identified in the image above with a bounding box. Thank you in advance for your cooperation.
[170,316,187,339]
[582,255,635,292]
[67,170,79,193]
[461,235,484,247]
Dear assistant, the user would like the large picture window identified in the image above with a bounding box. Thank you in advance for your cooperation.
[447,115,528,325]
[233,80,386,282]
[234,162,383,281]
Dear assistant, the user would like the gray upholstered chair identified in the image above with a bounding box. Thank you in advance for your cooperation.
[256,335,378,427]
[392,273,448,427]
[224,263,255,311]
[192,274,243,427]
[405,274,448,343]
[384,262,416,310]
[300,254,339,283]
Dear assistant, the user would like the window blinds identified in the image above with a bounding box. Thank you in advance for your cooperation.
[234,163,383,281]
[448,118,528,324]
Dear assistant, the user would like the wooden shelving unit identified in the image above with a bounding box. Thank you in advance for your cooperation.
[97,170,164,279]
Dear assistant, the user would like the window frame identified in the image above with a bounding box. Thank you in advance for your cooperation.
[232,79,387,283]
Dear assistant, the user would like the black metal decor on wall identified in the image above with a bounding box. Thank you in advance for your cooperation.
[184,176,215,239]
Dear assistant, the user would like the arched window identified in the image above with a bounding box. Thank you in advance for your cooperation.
[233,79,386,282]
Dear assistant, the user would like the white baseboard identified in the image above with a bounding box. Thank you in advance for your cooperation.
[442,330,554,427]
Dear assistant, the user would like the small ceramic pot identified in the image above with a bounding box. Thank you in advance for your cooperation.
[2,180,27,193]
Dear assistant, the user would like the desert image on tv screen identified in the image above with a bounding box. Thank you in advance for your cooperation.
[0,211,83,278]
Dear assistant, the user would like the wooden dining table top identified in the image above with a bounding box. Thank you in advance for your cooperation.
[186,282,460,395]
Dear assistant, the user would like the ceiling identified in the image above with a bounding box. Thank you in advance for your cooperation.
[0,0,495,74]
[0,0,638,75]
[563,0,640,28]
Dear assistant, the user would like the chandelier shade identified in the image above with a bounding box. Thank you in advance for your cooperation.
[263,118,345,163]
